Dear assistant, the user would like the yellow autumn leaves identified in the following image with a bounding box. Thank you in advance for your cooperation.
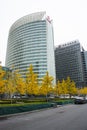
[0,64,87,98]
[0,66,7,94]
[54,77,77,97]
[0,65,54,97]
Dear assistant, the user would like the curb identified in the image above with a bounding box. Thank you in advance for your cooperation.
[0,105,62,120]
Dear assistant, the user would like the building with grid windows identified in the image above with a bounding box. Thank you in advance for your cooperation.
[84,51,87,71]
[55,40,87,87]
[5,12,56,83]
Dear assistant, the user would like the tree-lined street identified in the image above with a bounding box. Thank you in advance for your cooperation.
[0,104,87,130]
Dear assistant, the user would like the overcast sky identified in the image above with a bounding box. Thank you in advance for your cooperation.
[0,0,87,65]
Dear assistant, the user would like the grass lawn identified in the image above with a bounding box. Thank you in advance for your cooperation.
[0,98,74,107]
[0,101,48,107]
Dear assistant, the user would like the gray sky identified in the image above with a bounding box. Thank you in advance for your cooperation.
[0,0,87,65]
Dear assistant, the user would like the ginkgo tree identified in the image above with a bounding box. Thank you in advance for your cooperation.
[61,79,68,96]
[14,70,26,96]
[6,67,25,98]
[66,76,77,98]
[25,64,39,96]
[54,80,62,96]
[0,66,7,97]
[6,69,16,98]
[78,87,87,95]
[40,71,54,100]
[0,63,79,100]
[54,77,77,98]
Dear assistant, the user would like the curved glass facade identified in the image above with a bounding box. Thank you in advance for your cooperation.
[5,12,56,83]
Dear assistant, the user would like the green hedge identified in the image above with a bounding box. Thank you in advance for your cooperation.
[0,100,74,116]
[0,103,53,116]
[56,100,74,105]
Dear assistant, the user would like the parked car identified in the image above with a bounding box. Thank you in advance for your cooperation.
[74,96,86,104]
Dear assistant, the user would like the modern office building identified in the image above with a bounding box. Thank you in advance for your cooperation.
[84,51,87,71]
[5,12,56,83]
[55,40,87,87]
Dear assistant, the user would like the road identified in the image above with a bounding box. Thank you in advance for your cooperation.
[0,104,87,130]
